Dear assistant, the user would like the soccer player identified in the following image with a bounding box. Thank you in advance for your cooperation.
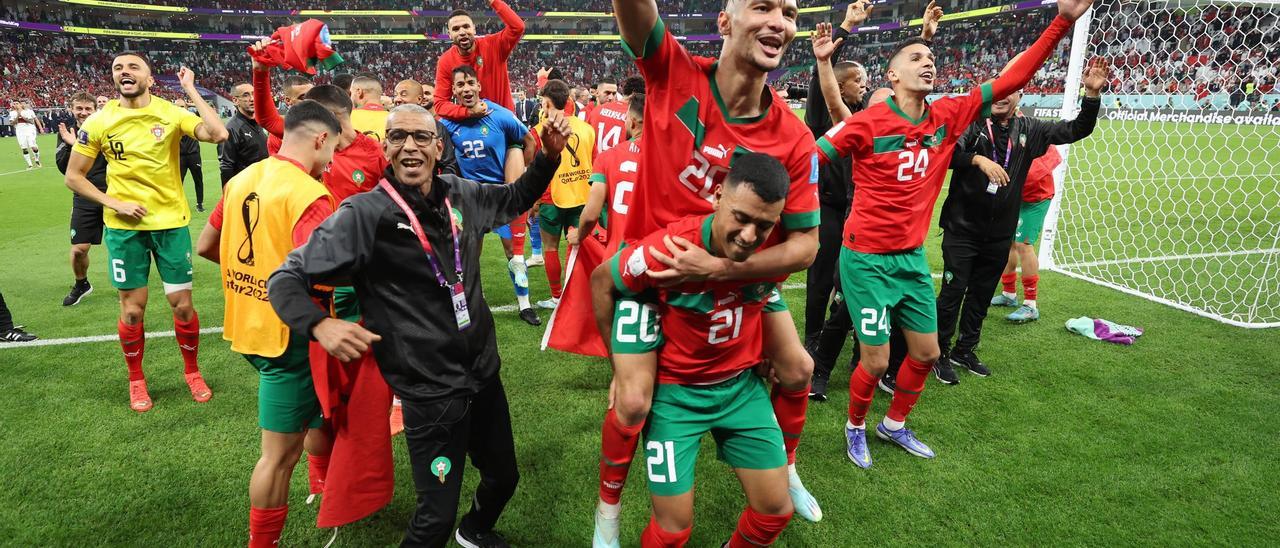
[195,101,340,548]
[576,93,644,253]
[594,1,825,539]
[218,81,269,186]
[64,52,228,412]
[439,65,542,326]
[815,0,1095,466]
[55,92,109,307]
[262,75,314,155]
[532,79,595,310]
[173,98,207,212]
[591,154,797,547]
[10,100,44,169]
[586,75,643,155]
[350,73,389,141]
[433,2,525,121]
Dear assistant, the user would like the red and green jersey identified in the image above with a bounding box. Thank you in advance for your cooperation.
[817,83,994,254]
[587,99,631,155]
[609,215,779,385]
[322,132,386,205]
[589,138,641,255]
[621,17,820,248]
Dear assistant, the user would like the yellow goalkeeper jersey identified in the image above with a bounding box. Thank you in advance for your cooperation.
[73,96,204,231]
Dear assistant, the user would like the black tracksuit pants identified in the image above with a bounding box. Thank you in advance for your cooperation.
[804,201,846,345]
[400,377,519,547]
[936,232,1013,356]
[180,153,204,206]
[811,273,909,383]
[0,291,12,331]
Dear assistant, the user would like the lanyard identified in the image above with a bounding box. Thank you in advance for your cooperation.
[985,119,1014,169]
[378,179,462,289]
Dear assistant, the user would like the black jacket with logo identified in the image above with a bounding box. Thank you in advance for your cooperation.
[219,111,269,184]
[940,96,1101,241]
[268,152,560,402]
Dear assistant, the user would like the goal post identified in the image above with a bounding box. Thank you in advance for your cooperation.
[1041,0,1280,328]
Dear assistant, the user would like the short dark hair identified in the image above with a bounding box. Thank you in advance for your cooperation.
[452,65,478,81]
[449,9,470,19]
[113,51,154,74]
[284,99,341,135]
[69,92,96,106]
[595,77,617,88]
[331,73,354,91]
[228,82,251,95]
[887,37,932,68]
[546,67,565,82]
[282,75,312,89]
[539,79,571,110]
[303,84,353,114]
[726,152,789,203]
[628,92,645,120]
[621,75,645,97]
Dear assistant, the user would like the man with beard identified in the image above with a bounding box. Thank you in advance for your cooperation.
[218,81,268,186]
[433,2,525,121]
[64,52,228,412]
[268,105,571,547]
[56,92,109,307]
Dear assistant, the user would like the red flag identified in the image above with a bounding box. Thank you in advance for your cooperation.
[248,19,344,75]
[542,237,609,358]
[308,342,395,528]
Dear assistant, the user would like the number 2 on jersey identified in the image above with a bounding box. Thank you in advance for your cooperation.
[896,149,928,182]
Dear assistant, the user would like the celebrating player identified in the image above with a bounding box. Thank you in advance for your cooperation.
[439,65,542,326]
[591,154,797,547]
[64,52,228,412]
[815,0,1095,466]
[195,101,340,548]
[10,100,44,169]
[586,75,644,155]
[533,79,595,310]
[434,1,526,121]
[55,92,109,307]
[576,93,644,252]
[593,1,825,541]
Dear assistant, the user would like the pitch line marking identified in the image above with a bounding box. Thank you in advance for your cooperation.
[0,326,224,350]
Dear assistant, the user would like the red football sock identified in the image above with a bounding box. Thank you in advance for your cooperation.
[599,408,644,504]
[846,363,877,426]
[174,312,201,374]
[886,357,931,423]
[1001,272,1017,294]
[510,212,528,256]
[770,384,809,465]
[641,514,691,548]
[545,248,563,299]
[307,453,330,495]
[248,505,288,548]
[727,506,793,548]
[1022,274,1039,301]
[118,319,146,382]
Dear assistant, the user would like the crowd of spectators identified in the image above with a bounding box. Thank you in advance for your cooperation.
[3,2,1277,114]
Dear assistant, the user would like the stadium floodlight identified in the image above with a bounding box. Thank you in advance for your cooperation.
[1042,0,1280,328]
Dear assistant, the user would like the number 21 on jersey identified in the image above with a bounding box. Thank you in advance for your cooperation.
[896,149,928,182]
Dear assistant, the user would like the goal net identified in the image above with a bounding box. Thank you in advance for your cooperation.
[1042,0,1280,328]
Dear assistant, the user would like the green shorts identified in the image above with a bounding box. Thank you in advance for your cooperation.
[539,204,583,236]
[244,335,322,434]
[104,226,194,292]
[611,289,787,355]
[333,286,361,322]
[1015,199,1052,245]
[644,372,786,497]
[839,246,936,345]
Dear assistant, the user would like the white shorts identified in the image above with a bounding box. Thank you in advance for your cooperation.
[15,127,37,149]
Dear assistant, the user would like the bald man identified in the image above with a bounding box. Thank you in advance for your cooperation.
[394,79,425,107]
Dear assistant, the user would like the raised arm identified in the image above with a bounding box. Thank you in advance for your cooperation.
[812,23,852,122]
[250,40,285,138]
[492,0,526,55]
[1039,57,1106,145]
[613,0,659,57]
[473,111,570,227]
[178,67,229,144]
[990,0,1095,102]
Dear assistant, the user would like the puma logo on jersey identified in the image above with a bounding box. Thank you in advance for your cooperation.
[701,144,730,160]
[396,222,415,233]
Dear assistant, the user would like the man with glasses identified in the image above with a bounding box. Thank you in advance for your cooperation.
[269,104,572,547]
[219,81,268,187]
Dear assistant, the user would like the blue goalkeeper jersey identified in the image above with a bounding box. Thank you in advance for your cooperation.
[439,100,529,184]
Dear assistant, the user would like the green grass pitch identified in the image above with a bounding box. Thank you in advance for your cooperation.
[0,127,1277,545]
